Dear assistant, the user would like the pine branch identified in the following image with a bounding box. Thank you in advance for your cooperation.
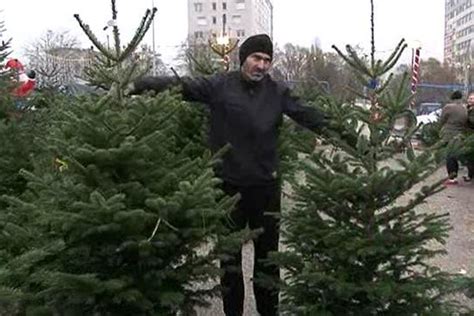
[346,45,373,77]
[373,59,383,76]
[332,44,371,78]
[375,73,393,94]
[377,178,445,225]
[110,0,122,56]
[348,45,373,77]
[118,8,157,63]
[119,58,140,90]
[351,69,371,90]
[394,72,410,103]
[185,51,216,75]
[345,85,369,100]
[379,39,407,74]
[73,14,117,61]
[84,55,120,88]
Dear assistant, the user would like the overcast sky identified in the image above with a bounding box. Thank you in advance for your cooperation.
[1,0,444,66]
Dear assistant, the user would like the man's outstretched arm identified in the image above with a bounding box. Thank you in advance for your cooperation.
[282,89,330,133]
[282,90,359,148]
[127,75,219,104]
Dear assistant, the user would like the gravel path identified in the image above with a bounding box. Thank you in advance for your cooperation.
[195,167,474,315]
[422,167,474,310]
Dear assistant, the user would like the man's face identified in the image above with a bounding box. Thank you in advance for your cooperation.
[241,52,272,82]
[468,93,474,107]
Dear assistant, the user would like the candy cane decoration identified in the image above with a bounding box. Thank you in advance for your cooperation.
[410,47,421,109]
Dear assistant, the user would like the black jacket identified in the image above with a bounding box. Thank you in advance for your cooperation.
[134,71,328,186]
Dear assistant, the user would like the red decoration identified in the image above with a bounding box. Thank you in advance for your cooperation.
[5,58,36,98]
[5,58,24,72]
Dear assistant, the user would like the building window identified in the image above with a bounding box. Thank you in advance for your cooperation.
[236,0,245,10]
[197,17,207,25]
[212,2,217,10]
[194,2,203,12]
[236,29,245,37]
[223,2,227,10]
[232,15,241,24]
[194,31,204,39]
[212,16,217,24]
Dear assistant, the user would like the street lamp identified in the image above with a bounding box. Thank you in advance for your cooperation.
[103,19,117,49]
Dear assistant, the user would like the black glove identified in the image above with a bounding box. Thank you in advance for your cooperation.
[126,76,178,95]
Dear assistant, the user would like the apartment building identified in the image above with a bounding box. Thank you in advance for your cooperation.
[188,0,273,43]
[444,0,474,63]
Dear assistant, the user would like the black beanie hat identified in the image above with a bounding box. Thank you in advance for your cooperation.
[450,90,463,100]
[239,34,273,66]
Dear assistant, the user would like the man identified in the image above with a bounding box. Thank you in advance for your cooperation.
[129,34,329,316]
[440,90,468,185]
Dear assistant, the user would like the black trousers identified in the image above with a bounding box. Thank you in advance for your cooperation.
[446,154,459,178]
[447,155,474,179]
[467,161,474,178]
[221,181,280,316]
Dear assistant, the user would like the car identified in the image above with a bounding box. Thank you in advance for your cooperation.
[416,108,442,126]
[59,78,106,96]
[416,102,442,115]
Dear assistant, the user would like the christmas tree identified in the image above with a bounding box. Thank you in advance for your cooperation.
[0,1,240,315]
[0,20,44,202]
[0,21,46,316]
[0,18,13,105]
[270,1,470,314]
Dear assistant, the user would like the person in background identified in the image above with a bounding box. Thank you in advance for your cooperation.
[440,90,468,185]
[463,91,474,182]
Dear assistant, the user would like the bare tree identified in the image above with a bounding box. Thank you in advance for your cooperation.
[24,30,91,88]
[138,43,166,75]
[273,43,310,82]
[415,57,459,104]
[176,37,240,76]
[272,43,361,101]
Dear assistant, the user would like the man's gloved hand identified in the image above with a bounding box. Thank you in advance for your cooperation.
[124,77,150,96]
[124,76,177,96]
[124,82,138,96]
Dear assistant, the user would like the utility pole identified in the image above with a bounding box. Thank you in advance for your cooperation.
[465,63,471,96]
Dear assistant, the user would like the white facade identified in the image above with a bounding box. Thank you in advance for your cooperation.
[444,0,474,64]
[187,0,273,43]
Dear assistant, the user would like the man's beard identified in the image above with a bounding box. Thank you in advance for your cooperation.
[248,72,265,81]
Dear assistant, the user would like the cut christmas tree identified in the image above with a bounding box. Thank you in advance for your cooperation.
[0,20,44,202]
[0,18,14,110]
[270,0,470,315]
[0,1,239,315]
